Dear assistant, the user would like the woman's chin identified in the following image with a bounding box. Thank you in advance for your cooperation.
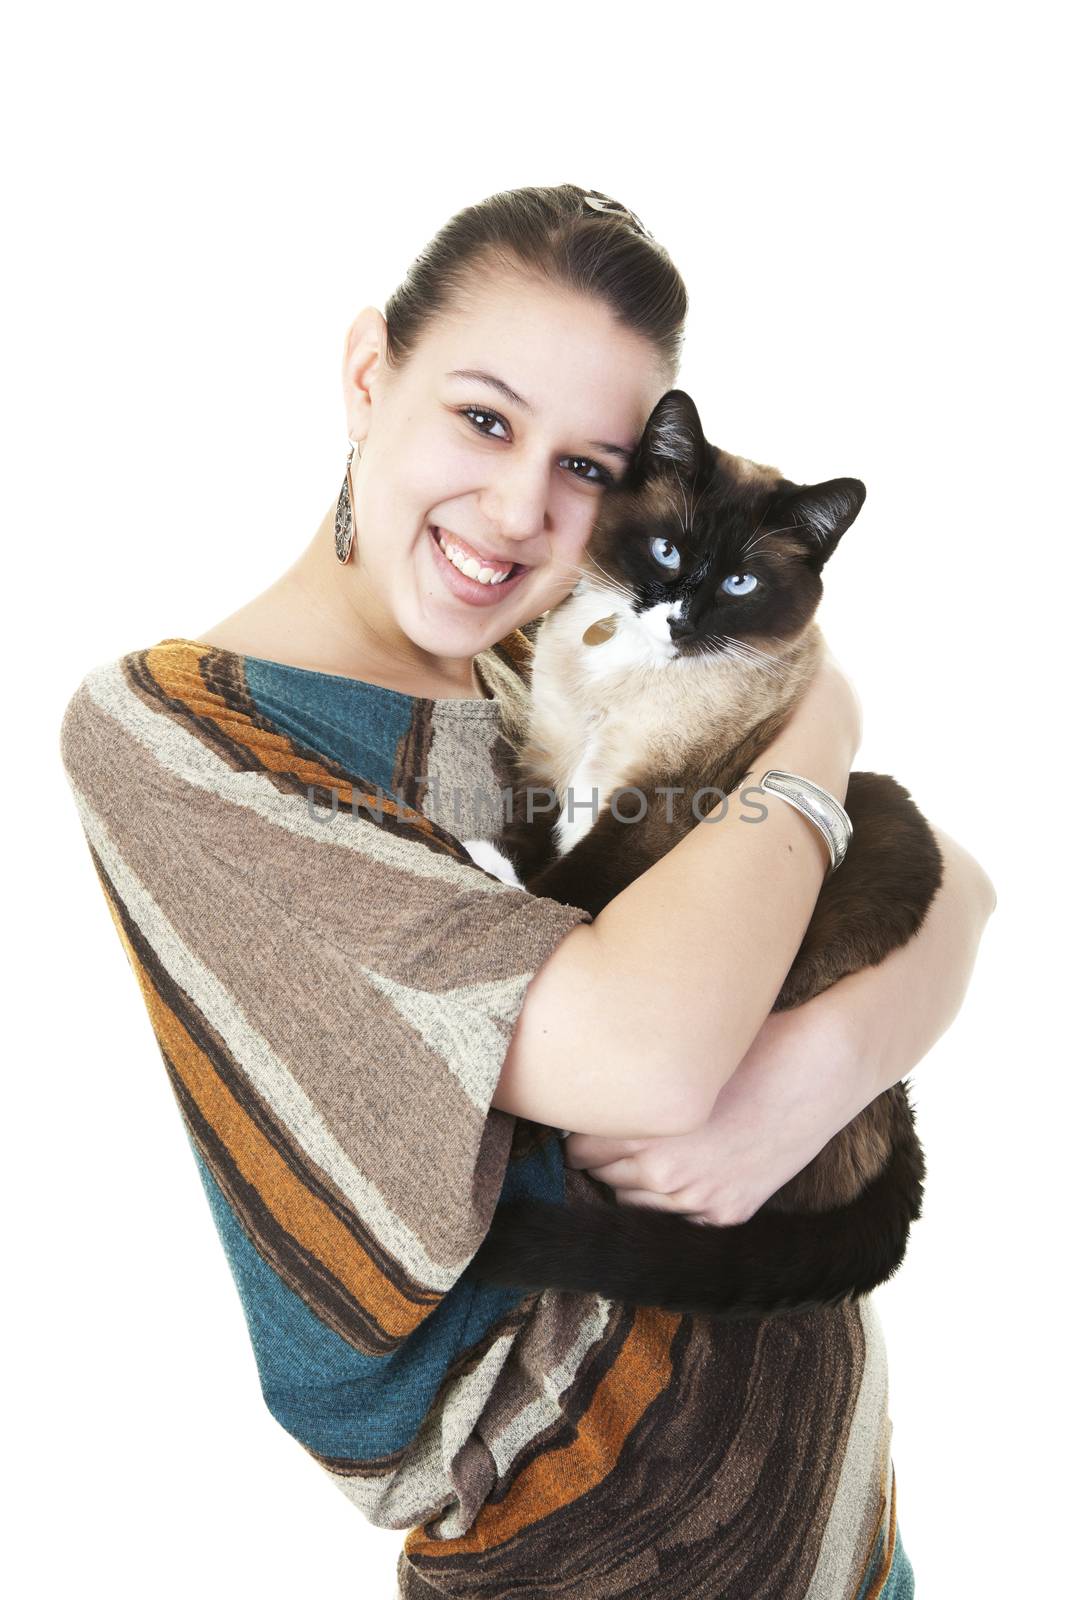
[408,599,512,657]
[412,539,534,642]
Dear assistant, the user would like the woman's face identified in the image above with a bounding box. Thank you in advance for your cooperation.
[343,270,670,666]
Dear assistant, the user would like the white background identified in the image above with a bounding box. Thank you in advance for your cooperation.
[5,3,1062,1595]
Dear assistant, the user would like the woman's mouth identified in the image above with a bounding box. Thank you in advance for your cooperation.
[428,525,531,606]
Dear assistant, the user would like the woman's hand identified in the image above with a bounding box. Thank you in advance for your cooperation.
[564,1000,860,1226]
[564,825,996,1225]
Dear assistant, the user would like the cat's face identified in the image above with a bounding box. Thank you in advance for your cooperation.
[580,389,866,666]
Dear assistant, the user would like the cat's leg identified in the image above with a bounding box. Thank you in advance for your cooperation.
[496,777,564,883]
[524,782,694,917]
[459,839,530,889]
[458,777,563,890]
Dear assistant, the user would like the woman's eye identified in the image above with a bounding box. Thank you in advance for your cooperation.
[650,536,681,570]
[460,405,509,440]
[459,407,612,486]
[561,455,613,486]
[720,573,759,596]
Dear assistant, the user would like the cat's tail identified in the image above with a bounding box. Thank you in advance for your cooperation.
[466,1132,925,1319]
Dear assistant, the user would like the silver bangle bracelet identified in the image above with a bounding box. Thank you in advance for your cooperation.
[758,769,853,876]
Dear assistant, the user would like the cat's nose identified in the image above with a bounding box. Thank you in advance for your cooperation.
[668,615,697,641]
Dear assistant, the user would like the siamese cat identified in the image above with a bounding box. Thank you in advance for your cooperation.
[461,389,942,1321]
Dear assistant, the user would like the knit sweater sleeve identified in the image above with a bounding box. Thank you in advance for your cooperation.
[58,644,591,1477]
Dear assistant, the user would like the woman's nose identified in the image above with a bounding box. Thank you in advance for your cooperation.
[480,458,551,540]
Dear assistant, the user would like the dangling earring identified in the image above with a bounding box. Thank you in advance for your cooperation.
[335,438,362,563]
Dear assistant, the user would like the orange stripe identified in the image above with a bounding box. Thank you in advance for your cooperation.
[863,1461,899,1598]
[144,641,444,843]
[407,1304,682,1557]
[113,896,433,1344]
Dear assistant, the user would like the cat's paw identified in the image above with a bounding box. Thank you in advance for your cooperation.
[460,838,529,890]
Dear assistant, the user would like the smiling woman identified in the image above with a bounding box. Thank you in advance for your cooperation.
[59,183,924,1598]
[311,271,668,691]
[187,267,668,700]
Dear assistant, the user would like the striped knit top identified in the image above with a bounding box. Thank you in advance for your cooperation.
[59,629,906,1599]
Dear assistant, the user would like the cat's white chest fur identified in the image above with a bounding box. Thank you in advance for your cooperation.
[553,745,604,855]
[550,706,640,856]
[462,580,787,886]
[534,584,682,857]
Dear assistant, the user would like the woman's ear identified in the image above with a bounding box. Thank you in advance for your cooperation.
[342,306,388,444]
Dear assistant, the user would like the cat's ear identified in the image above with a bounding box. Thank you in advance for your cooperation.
[774,477,866,569]
[631,389,708,484]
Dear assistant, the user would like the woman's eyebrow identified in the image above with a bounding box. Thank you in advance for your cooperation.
[447,368,634,461]
[448,369,532,410]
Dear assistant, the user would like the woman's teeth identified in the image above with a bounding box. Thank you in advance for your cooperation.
[435,528,517,586]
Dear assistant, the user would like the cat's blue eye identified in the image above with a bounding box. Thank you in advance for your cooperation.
[720,573,759,597]
[650,536,681,570]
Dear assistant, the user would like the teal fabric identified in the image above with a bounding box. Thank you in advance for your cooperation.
[242,653,419,792]
[856,1517,916,1598]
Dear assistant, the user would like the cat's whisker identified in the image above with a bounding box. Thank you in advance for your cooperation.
[713,635,790,682]
[739,526,792,560]
[739,534,773,560]
[739,512,780,563]
[550,553,616,589]
[725,635,788,673]
[667,459,693,537]
[746,507,769,545]
[549,555,633,608]
[579,554,633,599]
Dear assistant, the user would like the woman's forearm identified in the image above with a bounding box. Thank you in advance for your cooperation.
[587,711,855,1119]
[562,825,997,1223]
[784,823,997,1114]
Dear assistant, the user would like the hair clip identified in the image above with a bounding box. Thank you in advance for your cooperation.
[581,192,653,241]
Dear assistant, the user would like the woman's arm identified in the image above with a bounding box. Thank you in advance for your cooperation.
[495,654,863,1138]
[811,824,997,1106]
[563,826,997,1223]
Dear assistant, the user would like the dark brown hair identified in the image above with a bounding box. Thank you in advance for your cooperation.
[383,184,688,380]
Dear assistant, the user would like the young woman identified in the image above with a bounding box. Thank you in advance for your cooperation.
[60,184,994,1599]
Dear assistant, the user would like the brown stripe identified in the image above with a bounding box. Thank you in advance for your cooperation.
[401,1300,869,1597]
[393,698,436,815]
[90,840,434,1350]
[407,1303,681,1558]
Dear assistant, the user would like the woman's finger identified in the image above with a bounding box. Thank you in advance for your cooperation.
[586,1157,685,1194]
[610,1187,691,1213]
[563,1136,647,1170]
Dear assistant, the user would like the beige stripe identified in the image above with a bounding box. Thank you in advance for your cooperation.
[803,1294,892,1599]
[360,966,533,1117]
[481,1294,614,1481]
[423,712,509,841]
